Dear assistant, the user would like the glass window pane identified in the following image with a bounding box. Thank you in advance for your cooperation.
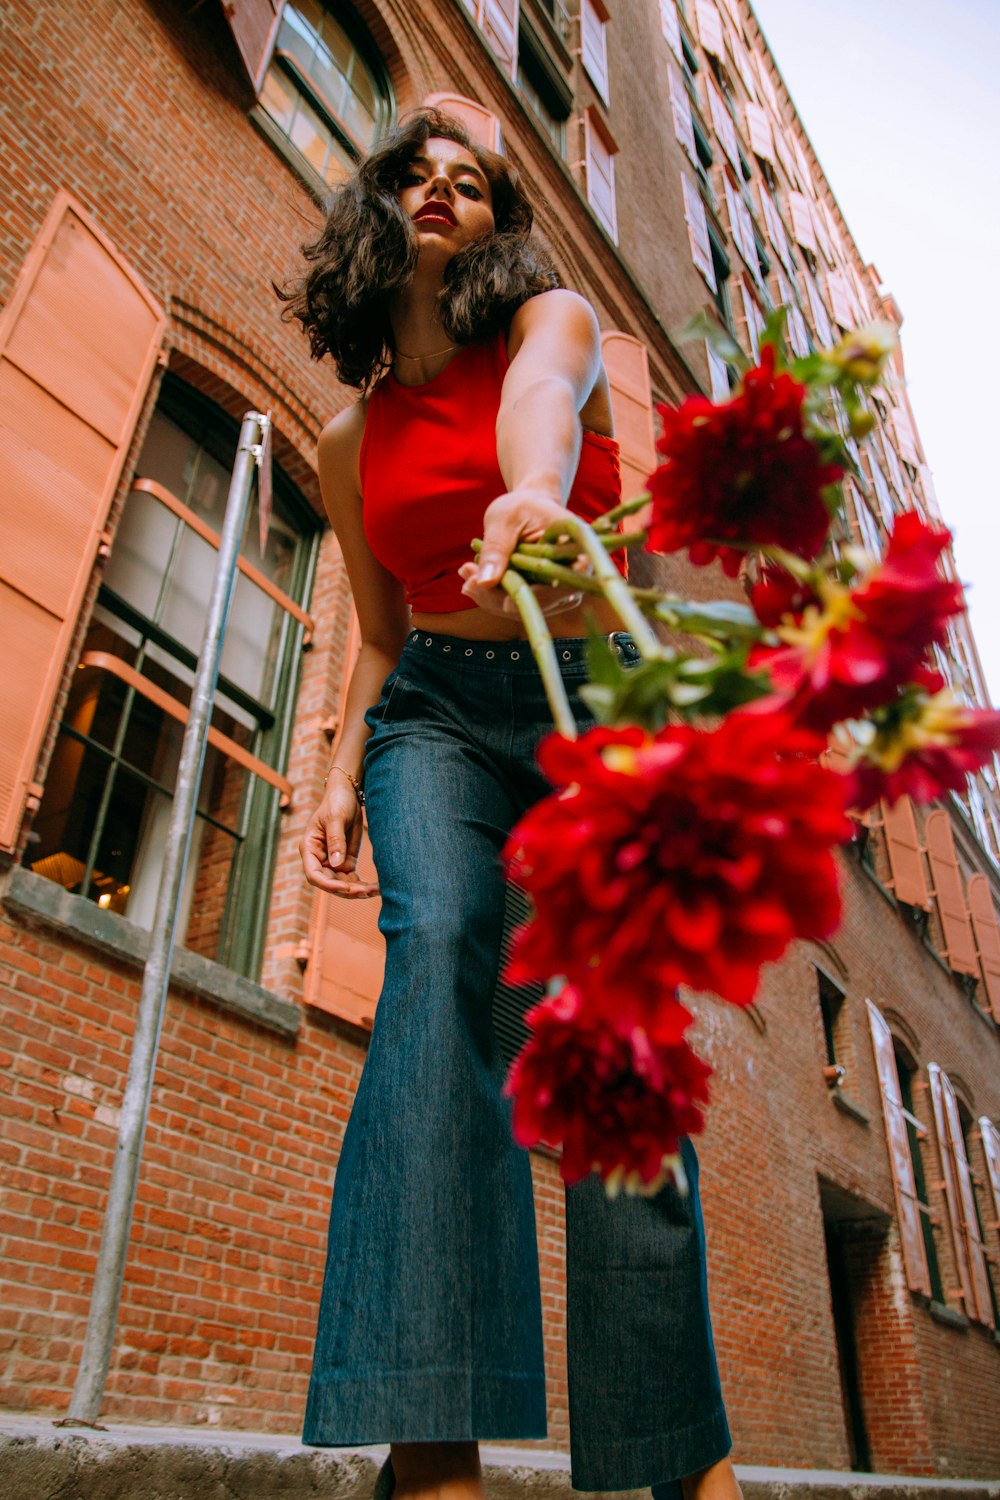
[340,84,377,149]
[290,96,333,175]
[157,527,220,654]
[259,66,297,133]
[103,488,180,617]
[315,11,354,74]
[134,410,194,499]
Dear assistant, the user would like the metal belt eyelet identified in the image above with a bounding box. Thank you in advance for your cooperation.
[465,648,473,657]
[425,638,433,646]
[510,650,520,660]
[443,644,451,652]
[486,650,495,659]
[562,649,572,660]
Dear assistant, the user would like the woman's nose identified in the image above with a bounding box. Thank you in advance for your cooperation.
[425,174,454,200]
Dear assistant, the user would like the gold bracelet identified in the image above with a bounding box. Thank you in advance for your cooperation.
[324,765,365,804]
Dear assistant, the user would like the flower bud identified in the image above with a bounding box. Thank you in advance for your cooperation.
[848,408,876,439]
[830,323,897,385]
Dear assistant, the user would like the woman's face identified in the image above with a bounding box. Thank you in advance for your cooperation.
[397,136,495,258]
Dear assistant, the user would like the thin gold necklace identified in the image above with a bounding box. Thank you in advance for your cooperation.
[394,343,457,360]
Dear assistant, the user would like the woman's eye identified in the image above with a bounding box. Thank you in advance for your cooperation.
[456,183,483,200]
[399,172,423,187]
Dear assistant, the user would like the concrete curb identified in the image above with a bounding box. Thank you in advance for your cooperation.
[1,1414,997,1500]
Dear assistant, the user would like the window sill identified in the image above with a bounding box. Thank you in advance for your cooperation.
[830,1090,869,1126]
[2,866,300,1039]
[928,1300,968,1331]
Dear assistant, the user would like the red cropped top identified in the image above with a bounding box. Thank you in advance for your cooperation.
[359,331,623,612]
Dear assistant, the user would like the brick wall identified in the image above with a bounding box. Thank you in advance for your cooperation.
[1,0,998,1477]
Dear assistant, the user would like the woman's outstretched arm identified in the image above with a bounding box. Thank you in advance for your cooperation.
[464,288,607,598]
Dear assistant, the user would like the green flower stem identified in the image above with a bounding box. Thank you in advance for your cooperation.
[591,492,652,531]
[515,531,646,560]
[503,551,761,641]
[539,512,662,659]
[499,568,578,739]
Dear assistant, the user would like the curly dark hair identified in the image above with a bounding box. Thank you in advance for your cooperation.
[277,108,561,391]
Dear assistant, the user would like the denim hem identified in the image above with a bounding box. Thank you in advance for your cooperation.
[302,1370,548,1448]
[569,1404,731,1492]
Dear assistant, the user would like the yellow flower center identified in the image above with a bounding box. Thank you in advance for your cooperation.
[776,579,862,659]
[868,690,965,772]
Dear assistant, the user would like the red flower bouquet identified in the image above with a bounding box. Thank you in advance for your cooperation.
[647,345,841,578]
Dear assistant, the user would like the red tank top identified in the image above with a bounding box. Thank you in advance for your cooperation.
[360,331,624,612]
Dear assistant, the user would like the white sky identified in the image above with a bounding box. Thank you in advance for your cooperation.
[748,0,1000,703]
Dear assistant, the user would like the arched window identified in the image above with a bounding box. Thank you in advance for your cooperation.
[257,2,393,190]
[26,377,320,982]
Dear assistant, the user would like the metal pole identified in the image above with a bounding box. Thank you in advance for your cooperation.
[63,412,270,1425]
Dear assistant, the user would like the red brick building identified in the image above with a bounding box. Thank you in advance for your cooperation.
[1,0,998,1477]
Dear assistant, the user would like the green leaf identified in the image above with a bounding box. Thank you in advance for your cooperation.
[676,310,748,373]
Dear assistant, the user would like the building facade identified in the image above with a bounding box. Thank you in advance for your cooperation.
[1,0,998,1476]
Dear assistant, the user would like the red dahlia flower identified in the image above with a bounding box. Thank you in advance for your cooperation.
[753,513,966,733]
[845,689,1000,810]
[647,345,841,577]
[505,715,851,1009]
[505,983,711,1194]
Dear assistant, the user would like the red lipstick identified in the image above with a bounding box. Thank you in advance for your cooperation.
[413,201,457,226]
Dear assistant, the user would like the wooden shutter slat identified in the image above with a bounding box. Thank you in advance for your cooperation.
[0,192,167,853]
[219,0,284,91]
[304,612,385,1027]
[882,795,932,910]
[893,405,920,467]
[866,1000,932,1296]
[660,0,683,60]
[601,331,655,522]
[968,874,1000,1021]
[668,63,697,164]
[925,809,980,976]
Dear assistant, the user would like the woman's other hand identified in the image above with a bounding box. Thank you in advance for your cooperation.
[300,775,379,897]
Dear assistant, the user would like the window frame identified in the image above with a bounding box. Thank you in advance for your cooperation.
[28,376,320,983]
[253,1,395,201]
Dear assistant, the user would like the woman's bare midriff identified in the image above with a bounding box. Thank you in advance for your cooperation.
[411,593,622,641]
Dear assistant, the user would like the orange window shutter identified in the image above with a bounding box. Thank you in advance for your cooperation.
[423,94,503,152]
[924,809,980,976]
[942,1079,995,1327]
[0,192,167,854]
[881,795,932,910]
[866,1000,931,1296]
[745,102,774,162]
[967,874,1000,1021]
[980,1117,1000,1232]
[601,331,656,522]
[480,0,519,79]
[788,191,817,253]
[929,1065,992,1324]
[220,0,284,91]
[304,611,385,1029]
[893,405,920,467]
[695,0,724,57]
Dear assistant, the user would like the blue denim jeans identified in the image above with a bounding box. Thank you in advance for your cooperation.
[303,631,731,1492]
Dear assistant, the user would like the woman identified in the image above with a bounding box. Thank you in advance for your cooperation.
[285,108,738,1500]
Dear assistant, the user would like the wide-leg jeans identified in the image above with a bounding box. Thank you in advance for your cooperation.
[303,631,731,1492]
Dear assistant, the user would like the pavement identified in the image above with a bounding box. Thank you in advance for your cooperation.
[1,1412,997,1500]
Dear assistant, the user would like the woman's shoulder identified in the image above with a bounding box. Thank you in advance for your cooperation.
[319,398,368,457]
[317,399,370,516]
[507,288,600,356]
